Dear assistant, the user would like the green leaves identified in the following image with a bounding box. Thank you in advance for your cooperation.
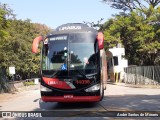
[102,0,160,12]
[102,7,160,65]
[0,9,9,39]
[0,3,51,79]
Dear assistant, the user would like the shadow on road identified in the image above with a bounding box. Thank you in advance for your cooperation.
[27,95,159,119]
[102,94,160,111]
[31,94,160,117]
[38,100,100,111]
[12,94,160,119]
[33,98,40,102]
[34,94,160,112]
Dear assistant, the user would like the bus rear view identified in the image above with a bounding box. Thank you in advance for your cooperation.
[32,23,107,102]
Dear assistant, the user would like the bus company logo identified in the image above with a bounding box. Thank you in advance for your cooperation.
[59,26,81,31]
[48,81,59,85]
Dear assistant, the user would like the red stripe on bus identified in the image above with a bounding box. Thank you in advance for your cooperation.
[42,77,72,89]
[41,96,101,102]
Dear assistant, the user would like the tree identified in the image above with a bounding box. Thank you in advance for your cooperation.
[0,18,51,79]
[102,0,160,12]
[102,7,160,65]
[0,3,14,39]
[83,18,104,30]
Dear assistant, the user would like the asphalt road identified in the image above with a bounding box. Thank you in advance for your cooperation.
[0,82,160,119]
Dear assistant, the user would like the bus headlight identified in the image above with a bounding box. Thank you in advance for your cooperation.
[85,84,100,92]
[40,85,52,92]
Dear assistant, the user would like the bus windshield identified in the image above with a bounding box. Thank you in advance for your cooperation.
[42,33,98,76]
[70,43,97,70]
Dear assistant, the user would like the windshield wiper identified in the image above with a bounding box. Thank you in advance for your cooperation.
[86,72,97,77]
[76,70,97,79]
[76,70,87,79]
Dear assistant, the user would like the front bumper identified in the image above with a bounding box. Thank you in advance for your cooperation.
[41,96,101,102]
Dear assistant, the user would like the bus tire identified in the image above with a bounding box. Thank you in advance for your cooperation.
[100,83,104,101]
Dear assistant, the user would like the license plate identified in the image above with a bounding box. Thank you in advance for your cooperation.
[64,95,73,98]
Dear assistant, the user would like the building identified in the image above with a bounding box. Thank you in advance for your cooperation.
[107,45,128,82]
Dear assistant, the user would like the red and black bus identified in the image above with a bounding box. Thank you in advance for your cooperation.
[32,23,107,102]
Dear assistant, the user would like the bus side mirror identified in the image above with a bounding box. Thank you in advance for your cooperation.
[32,36,43,53]
[97,32,104,50]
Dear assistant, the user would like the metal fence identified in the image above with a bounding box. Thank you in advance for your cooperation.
[124,66,160,85]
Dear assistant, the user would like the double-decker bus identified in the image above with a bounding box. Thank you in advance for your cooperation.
[32,23,107,102]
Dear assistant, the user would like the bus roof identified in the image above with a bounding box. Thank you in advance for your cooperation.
[47,23,97,36]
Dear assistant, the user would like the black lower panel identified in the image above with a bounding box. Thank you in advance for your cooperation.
[41,90,100,96]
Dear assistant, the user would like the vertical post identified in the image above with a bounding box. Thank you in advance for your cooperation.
[152,66,154,84]
[115,72,119,83]
[135,67,137,85]
[143,66,145,85]
[125,67,128,84]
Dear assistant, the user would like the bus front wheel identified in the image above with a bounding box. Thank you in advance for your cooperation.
[100,83,104,101]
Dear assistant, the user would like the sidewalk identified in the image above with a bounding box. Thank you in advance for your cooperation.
[0,84,40,102]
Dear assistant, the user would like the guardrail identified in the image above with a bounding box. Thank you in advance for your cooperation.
[124,66,160,85]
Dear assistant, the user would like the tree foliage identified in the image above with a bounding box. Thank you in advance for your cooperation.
[0,3,51,79]
[101,6,160,65]
[102,0,160,12]
[0,3,12,39]
[83,18,104,30]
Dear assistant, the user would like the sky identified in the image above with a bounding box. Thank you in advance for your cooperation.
[1,0,121,29]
